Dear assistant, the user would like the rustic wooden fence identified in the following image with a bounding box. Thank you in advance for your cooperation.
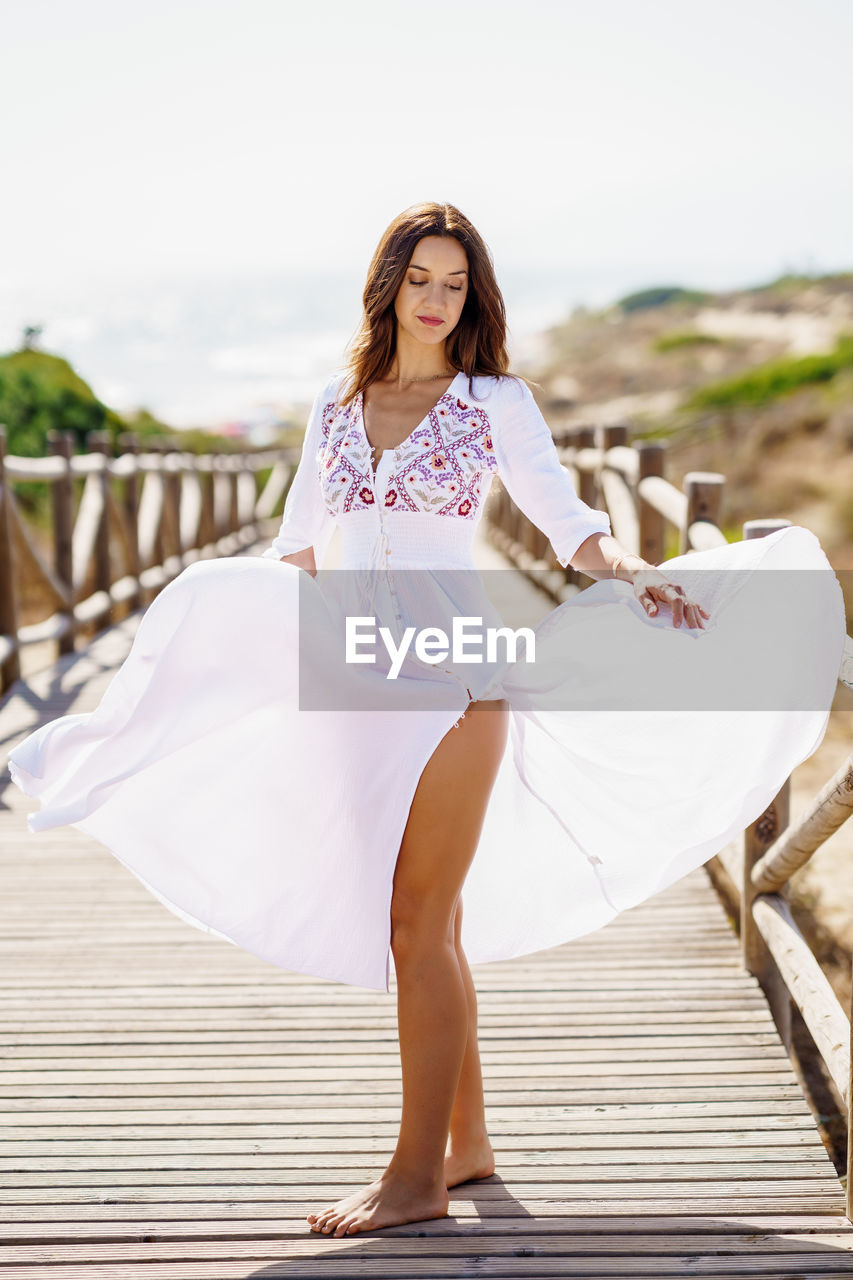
[485,418,853,1219]
[0,426,296,694]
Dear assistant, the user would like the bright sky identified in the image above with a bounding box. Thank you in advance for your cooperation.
[2,0,851,425]
[4,0,851,294]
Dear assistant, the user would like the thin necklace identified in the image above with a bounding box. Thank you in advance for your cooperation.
[387,367,456,383]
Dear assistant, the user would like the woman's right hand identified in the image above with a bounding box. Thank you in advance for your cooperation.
[279,548,317,578]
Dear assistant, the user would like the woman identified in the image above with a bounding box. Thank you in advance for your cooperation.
[7,203,844,1239]
[291,211,707,1234]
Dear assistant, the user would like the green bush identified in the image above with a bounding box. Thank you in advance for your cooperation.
[616,285,710,314]
[684,334,853,410]
[0,348,119,457]
[654,329,724,353]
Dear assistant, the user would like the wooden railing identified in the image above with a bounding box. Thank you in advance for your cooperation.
[485,422,748,601]
[485,418,853,1217]
[0,426,297,694]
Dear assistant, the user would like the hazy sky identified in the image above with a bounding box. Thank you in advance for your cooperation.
[4,0,851,293]
[1,0,851,424]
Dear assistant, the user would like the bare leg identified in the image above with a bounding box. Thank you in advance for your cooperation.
[307,697,509,1236]
[444,896,495,1187]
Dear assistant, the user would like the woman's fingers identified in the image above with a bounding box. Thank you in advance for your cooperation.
[632,570,713,629]
[638,586,711,628]
[672,595,684,627]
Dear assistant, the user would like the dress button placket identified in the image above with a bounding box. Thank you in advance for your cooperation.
[373,452,468,720]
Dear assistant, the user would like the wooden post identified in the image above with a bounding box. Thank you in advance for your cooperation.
[48,431,75,658]
[118,434,142,611]
[602,424,628,452]
[637,441,666,567]
[575,426,597,509]
[740,518,792,1052]
[88,432,113,630]
[229,456,240,535]
[164,444,184,570]
[682,472,725,554]
[151,443,167,571]
[0,427,21,692]
[199,456,215,551]
[743,517,792,538]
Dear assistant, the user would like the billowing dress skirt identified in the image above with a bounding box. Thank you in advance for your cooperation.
[5,513,845,991]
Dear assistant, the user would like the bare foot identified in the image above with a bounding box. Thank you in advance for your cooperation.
[306,1167,449,1237]
[444,1133,495,1188]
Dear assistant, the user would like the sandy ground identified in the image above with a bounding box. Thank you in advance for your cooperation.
[693,306,850,355]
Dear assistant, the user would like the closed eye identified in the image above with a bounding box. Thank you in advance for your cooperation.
[410,279,463,292]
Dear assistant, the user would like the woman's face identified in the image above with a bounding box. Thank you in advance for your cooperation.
[393,235,469,348]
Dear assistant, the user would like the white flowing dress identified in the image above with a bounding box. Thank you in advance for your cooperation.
[6,371,846,991]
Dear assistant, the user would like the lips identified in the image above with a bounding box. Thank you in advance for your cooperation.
[417,315,444,326]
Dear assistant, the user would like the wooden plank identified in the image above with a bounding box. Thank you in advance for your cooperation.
[0,1181,845,1206]
[1,1208,850,1230]
[1,1262,853,1280]
[3,1231,853,1264]
[3,1164,843,1190]
[1,1210,851,1237]
[0,1131,828,1157]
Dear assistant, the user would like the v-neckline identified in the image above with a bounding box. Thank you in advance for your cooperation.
[359,371,463,481]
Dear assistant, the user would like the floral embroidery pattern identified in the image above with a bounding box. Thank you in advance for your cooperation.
[316,389,498,519]
[315,398,372,515]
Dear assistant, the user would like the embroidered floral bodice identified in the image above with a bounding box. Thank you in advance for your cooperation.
[262,369,611,575]
[319,372,497,520]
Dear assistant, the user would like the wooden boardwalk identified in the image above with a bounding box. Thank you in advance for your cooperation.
[1,537,851,1278]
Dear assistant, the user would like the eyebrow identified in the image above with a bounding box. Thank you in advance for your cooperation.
[409,263,468,276]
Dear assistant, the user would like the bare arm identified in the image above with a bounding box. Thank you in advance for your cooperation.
[571,532,653,581]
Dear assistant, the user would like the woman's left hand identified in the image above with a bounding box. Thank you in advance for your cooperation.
[631,566,711,629]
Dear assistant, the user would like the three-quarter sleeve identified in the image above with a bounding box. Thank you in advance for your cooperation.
[261,378,338,568]
[490,377,611,568]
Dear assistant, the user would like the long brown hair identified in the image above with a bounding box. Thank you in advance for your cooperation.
[336,201,521,408]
